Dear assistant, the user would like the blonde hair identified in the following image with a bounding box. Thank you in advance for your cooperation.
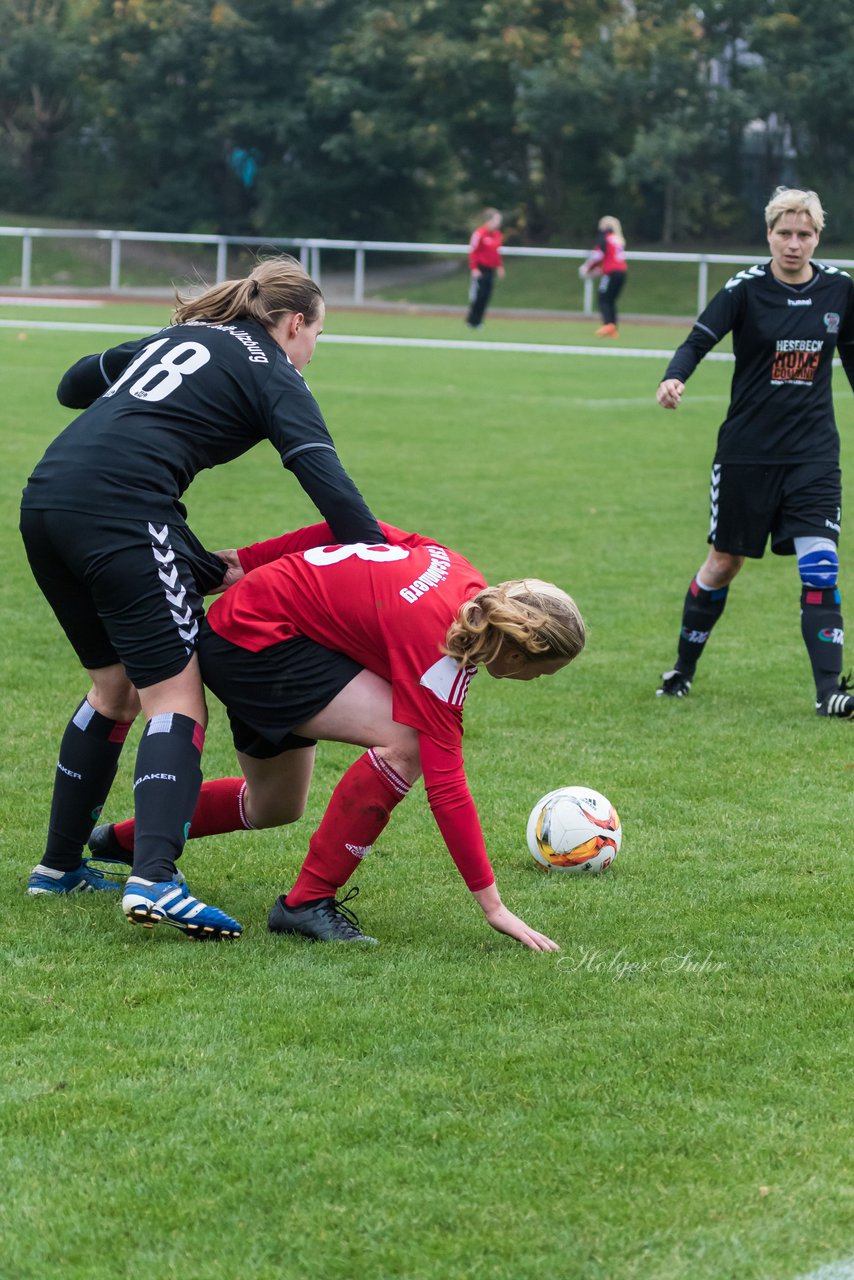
[444,579,585,667]
[598,216,625,246]
[764,186,825,234]
[172,255,324,328]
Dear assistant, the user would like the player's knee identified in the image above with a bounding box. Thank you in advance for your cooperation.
[374,736,421,786]
[795,536,838,589]
[247,792,306,828]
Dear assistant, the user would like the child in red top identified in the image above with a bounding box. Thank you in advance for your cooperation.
[581,215,628,337]
[466,208,505,329]
[92,521,586,949]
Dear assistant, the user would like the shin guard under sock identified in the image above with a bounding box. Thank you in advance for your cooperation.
[800,587,844,701]
[130,713,205,883]
[42,699,134,872]
[287,750,411,906]
[676,576,730,675]
[112,778,251,852]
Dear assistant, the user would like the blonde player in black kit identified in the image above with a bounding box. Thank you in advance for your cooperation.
[20,256,383,937]
[655,187,854,717]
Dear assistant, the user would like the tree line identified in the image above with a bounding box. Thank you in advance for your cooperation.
[2,0,853,246]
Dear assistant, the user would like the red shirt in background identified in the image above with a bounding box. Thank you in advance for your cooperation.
[588,230,627,276]
[469,224,504,271]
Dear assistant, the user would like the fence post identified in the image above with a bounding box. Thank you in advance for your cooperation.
[583,276,594,315]
[109,234,121,292]
[216,238,228,283]
[299,245,310,272]
[21,234,33,289]
[310,246,321,285]
[354,247,365,304]
[697,257,709,314]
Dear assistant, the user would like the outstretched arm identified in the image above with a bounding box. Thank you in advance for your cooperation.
[419,732,560,952]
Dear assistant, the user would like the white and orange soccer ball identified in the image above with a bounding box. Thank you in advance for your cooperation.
[527,786,621,874]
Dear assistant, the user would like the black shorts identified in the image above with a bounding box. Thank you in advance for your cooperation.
[708,461,842,558]
[198,620,363,759]
[20,507,225,687]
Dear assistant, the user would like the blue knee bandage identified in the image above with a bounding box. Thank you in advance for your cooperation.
[795,536,838,589]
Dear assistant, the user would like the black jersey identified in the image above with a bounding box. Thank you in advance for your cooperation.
[21,319,382,545]
[664,263,854,464]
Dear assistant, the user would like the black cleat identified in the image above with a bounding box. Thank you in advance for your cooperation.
[268,886,378,944]
[656,669,693,698]
[816,676,854,718]
[86,823,133,877]
[88,823,131,862]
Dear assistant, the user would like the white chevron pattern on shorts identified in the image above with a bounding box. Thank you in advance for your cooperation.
[708,463,721,541]
[148,522,198,653]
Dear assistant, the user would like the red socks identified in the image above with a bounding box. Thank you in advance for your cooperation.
[287,750,411,906]
[112,777,251,851]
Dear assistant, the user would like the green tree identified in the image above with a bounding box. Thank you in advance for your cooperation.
[0,0,89,209]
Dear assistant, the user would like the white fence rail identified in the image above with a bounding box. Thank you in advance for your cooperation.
[2,225,853,315]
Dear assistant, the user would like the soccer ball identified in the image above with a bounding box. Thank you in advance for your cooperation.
[527,786,621,874]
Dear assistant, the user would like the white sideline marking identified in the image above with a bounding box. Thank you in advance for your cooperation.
[2,318,846,372]
[0,317,734,360]
[0,296,104,308]
[794,1259,854,1280]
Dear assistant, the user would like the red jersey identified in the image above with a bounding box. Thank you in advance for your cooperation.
[206,521,495,890]
[469,225,504,271]
[587,230,627,276]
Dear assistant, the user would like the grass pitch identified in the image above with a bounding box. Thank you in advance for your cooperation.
[1,301,853,1280]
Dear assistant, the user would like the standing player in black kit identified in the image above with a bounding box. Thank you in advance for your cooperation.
[655,187,854,716]
[20,256,382,937]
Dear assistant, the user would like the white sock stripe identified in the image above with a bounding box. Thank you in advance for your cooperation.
[72,700,96,731]
[237,781,255,830]
[146,713,175,736]
[368,749,411,796]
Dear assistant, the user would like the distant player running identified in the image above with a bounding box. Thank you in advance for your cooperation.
[90,521,585,949]
[21,257,383,936]
[655,187,854,716]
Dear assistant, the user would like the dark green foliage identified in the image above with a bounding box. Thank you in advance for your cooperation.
[1,2,854,242]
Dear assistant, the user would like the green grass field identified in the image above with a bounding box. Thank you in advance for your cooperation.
[1,301,852,1280]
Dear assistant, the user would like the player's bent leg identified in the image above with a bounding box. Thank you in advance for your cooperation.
[657,550,743,698]
[237,746,317,829]
[121,659,241,936]
[29,663,139,892]
[268,672,418,942]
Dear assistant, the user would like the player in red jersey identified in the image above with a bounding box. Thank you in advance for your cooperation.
[580,216,628,337]
[92,522,585,949]
[466,208,505,329]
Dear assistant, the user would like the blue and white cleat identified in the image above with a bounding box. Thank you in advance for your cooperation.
[28,861,123,895]
[122,879,242,940]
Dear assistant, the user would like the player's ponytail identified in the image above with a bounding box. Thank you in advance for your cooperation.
[172,255,324,329]
[444,580,585,667]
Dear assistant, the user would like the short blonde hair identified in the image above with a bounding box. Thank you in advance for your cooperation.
[764,186,825,234]
[172,255,323,329]
[444,579,586,668]
[598,216,625,246]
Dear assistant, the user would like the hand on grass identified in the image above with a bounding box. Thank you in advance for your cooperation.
[472,885,559,951]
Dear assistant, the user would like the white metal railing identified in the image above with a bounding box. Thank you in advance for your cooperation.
[2,225,853,315]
